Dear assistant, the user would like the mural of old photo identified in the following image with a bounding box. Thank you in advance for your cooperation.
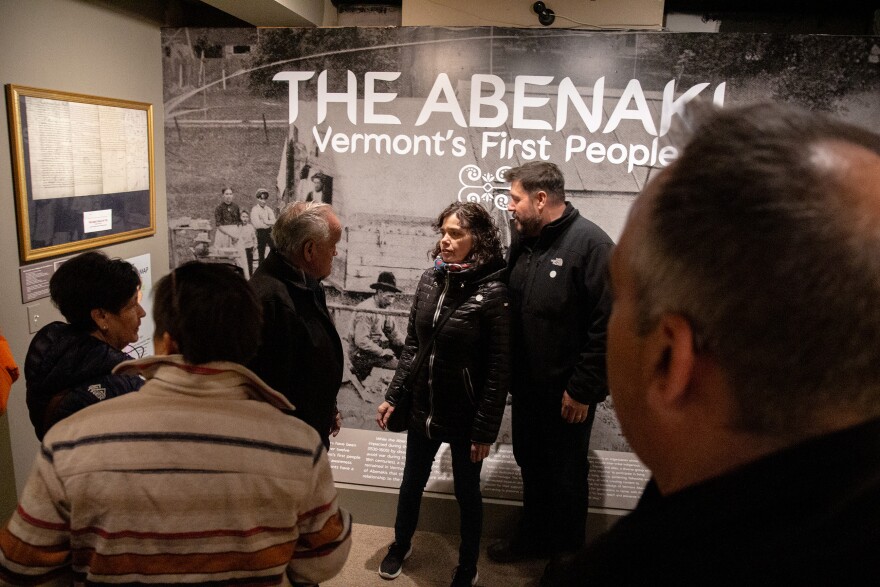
[161,27,880,506]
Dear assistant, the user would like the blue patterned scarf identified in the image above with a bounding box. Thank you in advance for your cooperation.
[433,256,472,273]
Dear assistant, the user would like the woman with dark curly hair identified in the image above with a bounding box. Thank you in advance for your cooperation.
[376,202,511,587]
[25,251,145,440]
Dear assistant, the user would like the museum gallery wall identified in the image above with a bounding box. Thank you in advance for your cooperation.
[161,27,880,510]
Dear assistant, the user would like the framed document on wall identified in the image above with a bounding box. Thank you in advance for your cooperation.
[6,85,155,262]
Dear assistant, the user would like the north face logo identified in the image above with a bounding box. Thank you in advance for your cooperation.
[88,384,107,400]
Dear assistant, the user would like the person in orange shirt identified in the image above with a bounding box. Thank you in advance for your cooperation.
[0,325,20,415]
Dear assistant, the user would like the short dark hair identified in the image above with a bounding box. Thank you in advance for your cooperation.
[431,202,503,267]
[49,251,141,332]
[632,102,880,434]
[504,161,565,203]
[153,262,262,365]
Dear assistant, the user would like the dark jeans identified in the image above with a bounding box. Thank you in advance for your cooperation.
[394,430,484,567]
[511,391,596,552]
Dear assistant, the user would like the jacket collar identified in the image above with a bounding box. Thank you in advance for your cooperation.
[471,257,507,285]
[509,202,579,255]
[536,202,578,246]
[113,354,296,412]
[261,249,319,292]
[433,256,505,286]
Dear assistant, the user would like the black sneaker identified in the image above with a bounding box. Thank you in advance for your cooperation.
[379,542,412,580]
[450,564,478,587]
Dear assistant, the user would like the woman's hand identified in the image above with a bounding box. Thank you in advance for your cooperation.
[377,401,394,430]
[470,442,490,463]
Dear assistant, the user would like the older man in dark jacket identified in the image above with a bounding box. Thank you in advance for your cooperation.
[249,201,344,448]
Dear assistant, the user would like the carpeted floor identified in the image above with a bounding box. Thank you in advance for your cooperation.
[324,523,549,586]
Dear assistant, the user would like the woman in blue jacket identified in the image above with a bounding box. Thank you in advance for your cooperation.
[25,251,145,440]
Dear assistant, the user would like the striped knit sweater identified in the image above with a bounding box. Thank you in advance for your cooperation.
[0,355,351,586]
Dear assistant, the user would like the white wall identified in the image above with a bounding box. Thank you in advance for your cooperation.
[0,0,169,517]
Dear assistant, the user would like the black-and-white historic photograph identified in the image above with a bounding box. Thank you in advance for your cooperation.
[162,26,880,504]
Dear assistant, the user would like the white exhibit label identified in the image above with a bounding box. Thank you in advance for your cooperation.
[83,209,112,233]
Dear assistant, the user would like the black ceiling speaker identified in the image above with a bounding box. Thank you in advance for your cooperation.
[533,1,556,26]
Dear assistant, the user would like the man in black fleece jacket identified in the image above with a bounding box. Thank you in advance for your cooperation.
[489,161,613,562]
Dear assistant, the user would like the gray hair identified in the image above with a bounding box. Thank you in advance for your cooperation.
[632,102,880,435]
[272,201,333,258]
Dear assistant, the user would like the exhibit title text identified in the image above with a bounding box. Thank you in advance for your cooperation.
[274,71,726,165]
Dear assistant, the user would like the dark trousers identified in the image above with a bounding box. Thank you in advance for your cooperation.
[394,430,484,566]
[255,228,272,265]
[511,391,596,552]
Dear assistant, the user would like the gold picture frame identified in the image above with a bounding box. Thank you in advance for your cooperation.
[6,85,155,262]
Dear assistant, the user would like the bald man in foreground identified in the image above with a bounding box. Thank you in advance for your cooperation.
[542,102,880,585]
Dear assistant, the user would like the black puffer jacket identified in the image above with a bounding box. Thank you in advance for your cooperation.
[25,321,143,440]
[385,259,511,444]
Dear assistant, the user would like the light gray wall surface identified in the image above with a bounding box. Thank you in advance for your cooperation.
[0,0,169,519]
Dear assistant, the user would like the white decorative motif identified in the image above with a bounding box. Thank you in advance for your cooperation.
[551,258,564,266]
[457,164,512,211]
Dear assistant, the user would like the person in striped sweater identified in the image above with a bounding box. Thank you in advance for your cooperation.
[0,261,351,586]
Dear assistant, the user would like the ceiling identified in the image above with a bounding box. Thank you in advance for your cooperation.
[196,0,325,27]
[108,0,876,32]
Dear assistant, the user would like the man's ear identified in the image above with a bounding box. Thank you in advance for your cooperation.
[534,190,548,211]
[646,313,697,409]
[302,240,315,262]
